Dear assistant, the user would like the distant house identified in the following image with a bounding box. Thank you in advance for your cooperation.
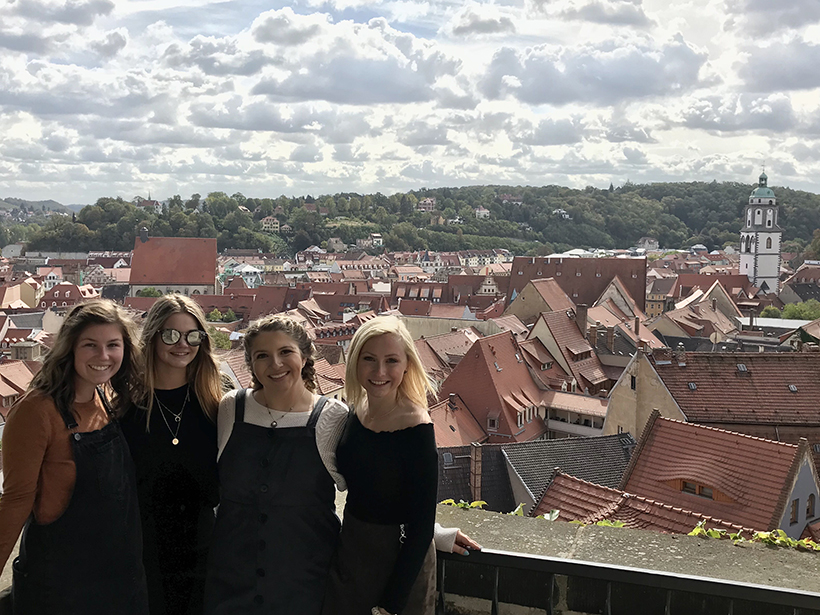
[327,237,346,253]
[474,206,490,219]
[417,198,436,212]
[261,216,280,233]
[369,233,383,247]
[39,281,99,309]
[130,235,217,297]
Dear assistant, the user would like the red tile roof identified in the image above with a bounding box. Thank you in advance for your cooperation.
[429,393,488,447]
[439,331,548,443]
[313,358,345,395]
[650,351,820,424]
[620,412,811,532]
[530,278,575,312]
[130,237,217,286]
[535,472,756,537]
[509,256,646,312]
[533,311,609,390]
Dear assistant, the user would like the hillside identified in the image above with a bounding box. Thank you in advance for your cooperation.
[5,181,820,255]
[0,197,72,214]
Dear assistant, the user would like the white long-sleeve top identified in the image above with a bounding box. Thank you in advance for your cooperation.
[216,388,459,552]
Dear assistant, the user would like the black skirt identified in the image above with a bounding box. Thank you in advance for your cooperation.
[322,512,436,615]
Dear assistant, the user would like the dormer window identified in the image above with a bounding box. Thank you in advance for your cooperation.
[789,384,798,393]
[54,291,60,298]
[488,417,498,430]
[737,364,747,373]
[688,382,697,390]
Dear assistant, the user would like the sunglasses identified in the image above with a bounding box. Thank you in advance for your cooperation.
[159,329,207,346]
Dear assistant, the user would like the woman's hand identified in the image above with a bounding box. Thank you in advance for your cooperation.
[453,529,482,555]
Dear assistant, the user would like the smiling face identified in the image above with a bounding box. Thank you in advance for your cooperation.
[154,312,201,375]
[249,330,306,396]
[356,333,408,407]
[73,323,125,402]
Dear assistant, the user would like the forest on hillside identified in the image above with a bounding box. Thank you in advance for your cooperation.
[3,181,819,256]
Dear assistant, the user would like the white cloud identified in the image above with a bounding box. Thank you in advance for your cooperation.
[479,35,708,105]
[0,0,819,203]
[444,3,517,37]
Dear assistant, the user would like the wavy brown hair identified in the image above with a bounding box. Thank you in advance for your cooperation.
[243,314,316,392]
[137,294,222,427]
[27,300,142,419]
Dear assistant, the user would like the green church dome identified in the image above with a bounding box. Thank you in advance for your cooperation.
[750,172,775,199]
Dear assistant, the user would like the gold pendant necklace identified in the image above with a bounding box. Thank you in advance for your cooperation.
[156,386,190,445]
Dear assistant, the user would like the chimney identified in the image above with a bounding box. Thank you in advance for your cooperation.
[674,342,686,363]
[588,320,601,346]
[139,227,149,243]
[711,298,717,312]
[576,304,588,336]
[634,317,640,336]
[469,442,483,502]
[607,326,616,353]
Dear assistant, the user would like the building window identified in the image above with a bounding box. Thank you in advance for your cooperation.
[65,291,70,298]
[682,481,697,494]
[808,494,816,519]
[766,237,772,249]
[488,417,498,430]
[617,426,624,434]
[517,412,524,428]
[54,291,60,298]
[688,382,697,390]
[699,486,713,499]
[790,499,799,525]
[630,375,636,390]
[442,452,454,466]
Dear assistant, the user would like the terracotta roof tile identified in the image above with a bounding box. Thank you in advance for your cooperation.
[535,472,756,536]
[430,393,488,447]
[509,256,646,312]
[130,237,217,286]
[440,331,548,442]
[651,351,820,424]
[620,414,809,532]
[536,311,609,390]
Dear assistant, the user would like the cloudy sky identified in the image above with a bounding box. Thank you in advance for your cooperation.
[1,0,819,205]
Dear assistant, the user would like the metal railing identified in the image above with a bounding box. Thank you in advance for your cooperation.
[437,548,820,615]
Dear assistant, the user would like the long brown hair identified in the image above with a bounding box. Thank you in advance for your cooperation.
[243,314,316,392]
[27,300,142,419]
[137,294,222,426]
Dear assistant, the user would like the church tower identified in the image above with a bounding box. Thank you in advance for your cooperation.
[740,172,782,294]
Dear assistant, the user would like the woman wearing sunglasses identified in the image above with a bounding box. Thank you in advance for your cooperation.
[122,294,224,615]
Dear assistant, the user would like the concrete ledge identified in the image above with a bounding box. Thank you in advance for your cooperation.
[434,505,820,595]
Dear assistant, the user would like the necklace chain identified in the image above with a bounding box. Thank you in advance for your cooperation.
[156,386,190,445]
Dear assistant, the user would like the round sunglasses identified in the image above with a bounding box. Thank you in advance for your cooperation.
[159,328,207,346]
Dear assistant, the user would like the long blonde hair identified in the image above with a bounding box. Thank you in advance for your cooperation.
[344,315,437,411]
[138,294,222,426]
[27,300,142,419]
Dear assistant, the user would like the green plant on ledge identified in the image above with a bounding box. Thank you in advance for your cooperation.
[440,499,487,510]
[688,521,820,552]
[506,503,560,521]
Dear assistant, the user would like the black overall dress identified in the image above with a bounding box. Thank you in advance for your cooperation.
[11,390,149,615]
[205,390,340,615]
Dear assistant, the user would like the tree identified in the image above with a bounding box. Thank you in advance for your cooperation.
[137,287,162,297]
[223,308,237,322]
[207,308,224,321]
[782,300,820,320]
[760,306,782,318]
[185,193,201,210]
[207,326,231,350]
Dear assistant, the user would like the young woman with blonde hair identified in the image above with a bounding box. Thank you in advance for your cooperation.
[323,315,439,615]
[0,300,148,615]
[121,294,224,615]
